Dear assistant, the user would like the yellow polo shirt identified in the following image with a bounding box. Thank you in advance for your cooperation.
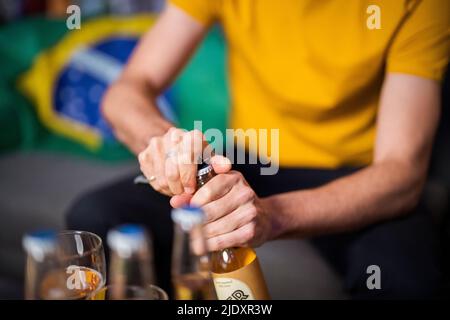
[170,0,449,168]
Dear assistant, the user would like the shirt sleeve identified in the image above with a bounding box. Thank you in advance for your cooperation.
[169,0,221,26]
[387,0,450,81]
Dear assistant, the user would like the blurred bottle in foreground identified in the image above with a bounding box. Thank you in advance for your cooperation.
[106,224,156,300]
[171,206,217,300]
[23,230,60,300]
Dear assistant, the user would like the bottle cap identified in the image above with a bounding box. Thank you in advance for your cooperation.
[22,230,57,262]
[171,206,205,231]
[197,164,213,177]
[107,224,149,257]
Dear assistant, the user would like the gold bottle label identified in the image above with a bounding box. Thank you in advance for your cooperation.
[212,256,270,300]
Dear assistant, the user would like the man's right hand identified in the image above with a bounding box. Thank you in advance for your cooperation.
[138,128,232,203]
[138,128,204,196]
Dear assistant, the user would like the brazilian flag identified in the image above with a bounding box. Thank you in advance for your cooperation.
[0,15,229,161]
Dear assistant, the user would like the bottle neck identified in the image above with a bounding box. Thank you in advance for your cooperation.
[196,163,216,188]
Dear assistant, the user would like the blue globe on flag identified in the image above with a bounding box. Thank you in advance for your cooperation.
[54,37,176,142]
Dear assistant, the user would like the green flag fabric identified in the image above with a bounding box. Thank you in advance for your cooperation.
[0,15,229,161]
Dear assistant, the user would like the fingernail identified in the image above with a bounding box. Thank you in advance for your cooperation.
[185,187,195,194]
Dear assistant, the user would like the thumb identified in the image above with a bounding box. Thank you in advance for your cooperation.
[170,193,193,208]
[211,155,232,174]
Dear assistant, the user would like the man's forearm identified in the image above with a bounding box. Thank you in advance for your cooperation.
[102,78,172,155]
[100,5,208,155]
[264,160,426,239]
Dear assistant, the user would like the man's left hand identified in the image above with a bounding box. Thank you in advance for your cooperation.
[171,166,275,251]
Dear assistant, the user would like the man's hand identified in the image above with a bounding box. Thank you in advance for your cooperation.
[187,169,274,251]
[138,128,232,197]
[138,128,201,196]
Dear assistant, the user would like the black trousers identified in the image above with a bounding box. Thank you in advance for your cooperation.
[66,163,443,299]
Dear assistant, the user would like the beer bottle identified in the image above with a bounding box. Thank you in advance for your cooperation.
[107,224,156,299]
[197,162,271,300]
[171,206,217,300]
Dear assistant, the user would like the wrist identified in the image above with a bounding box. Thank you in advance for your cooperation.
[146,119,173,140]
[261,195,289,240]
[136,120,172,153]
[262,192,309,240]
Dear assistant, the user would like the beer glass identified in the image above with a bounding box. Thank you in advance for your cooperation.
[24,230,106,300]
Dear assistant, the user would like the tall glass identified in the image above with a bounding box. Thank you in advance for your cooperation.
[24,230,106,300]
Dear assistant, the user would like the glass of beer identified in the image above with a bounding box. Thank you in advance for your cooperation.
[89,284,168,300]
[24,230,106,300]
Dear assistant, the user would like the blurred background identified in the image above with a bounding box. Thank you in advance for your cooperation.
[0,0,449,299]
